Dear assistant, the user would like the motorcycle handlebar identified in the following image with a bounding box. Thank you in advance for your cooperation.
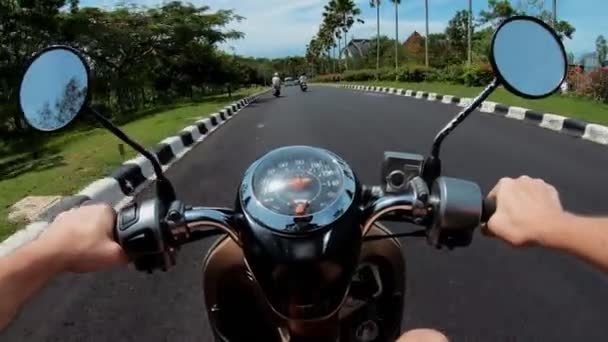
[115,178,487,272]
[481,197,496,223]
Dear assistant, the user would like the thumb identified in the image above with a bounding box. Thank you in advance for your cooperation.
[105,243,130,266]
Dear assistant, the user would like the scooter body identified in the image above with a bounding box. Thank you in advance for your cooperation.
[203,223,405,342]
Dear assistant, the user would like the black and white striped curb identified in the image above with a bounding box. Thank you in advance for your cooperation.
[339,83,608,146]
[0,89,270,256]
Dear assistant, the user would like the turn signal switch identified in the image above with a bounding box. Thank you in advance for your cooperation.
[115,199,174,273]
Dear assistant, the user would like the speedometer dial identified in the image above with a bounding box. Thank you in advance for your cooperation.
[252,151,343,216]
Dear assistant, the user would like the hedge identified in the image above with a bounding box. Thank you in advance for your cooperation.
[314,64,494,87]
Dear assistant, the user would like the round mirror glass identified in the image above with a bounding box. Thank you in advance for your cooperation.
[19,47,89,131]
[491,16,567,99]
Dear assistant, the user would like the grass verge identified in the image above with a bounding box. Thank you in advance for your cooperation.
[345,81,608,126]
[0,87,265,241]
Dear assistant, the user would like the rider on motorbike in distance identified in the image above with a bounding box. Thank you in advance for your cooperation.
[272,72,281,89]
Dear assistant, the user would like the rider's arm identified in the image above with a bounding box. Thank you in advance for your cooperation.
[486,176,608,273]
[0,238,62,329]
[542,214,608,273]
[0,204,127,331]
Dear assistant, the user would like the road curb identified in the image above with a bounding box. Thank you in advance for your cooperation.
[338,83,608,146]
[0,89,270,256]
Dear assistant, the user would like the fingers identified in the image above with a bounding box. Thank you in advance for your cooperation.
[110,243,130,265]
[488,177,511,200]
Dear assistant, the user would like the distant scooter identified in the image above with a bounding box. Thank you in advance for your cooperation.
[300,81,308,92]
[273,85,281,97]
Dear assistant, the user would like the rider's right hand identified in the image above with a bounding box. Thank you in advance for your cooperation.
[484,176,568,247]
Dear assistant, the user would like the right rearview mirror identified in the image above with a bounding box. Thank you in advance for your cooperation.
[490,16,567,99]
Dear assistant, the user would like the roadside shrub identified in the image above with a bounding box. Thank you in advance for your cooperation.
[461,64,494,86]
[342,69,376,81]
[394,66,428,82]
[424,67,444,82]
[589,68,608,102]
[378,68,397,81]
[314,73,342,82]
[441,64,466,83]
[567,66,592,97]
[317,63,493,86]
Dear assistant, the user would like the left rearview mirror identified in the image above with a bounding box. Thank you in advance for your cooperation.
[19,46,90,132]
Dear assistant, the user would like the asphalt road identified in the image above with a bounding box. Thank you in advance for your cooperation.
[3,85,608,341]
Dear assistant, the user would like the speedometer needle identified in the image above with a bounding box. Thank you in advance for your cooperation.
[289,177,312,191]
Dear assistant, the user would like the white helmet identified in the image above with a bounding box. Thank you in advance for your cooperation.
[274,72,279,77]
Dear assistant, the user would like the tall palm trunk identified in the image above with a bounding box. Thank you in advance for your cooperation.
[394,0,399,72]
[376,1,380,79]
[467,0,472,66]
[337,37,342,73]
[332,45,336,73]
[344,14,349,70]
[344,27,349,70]
[424,0,429,68]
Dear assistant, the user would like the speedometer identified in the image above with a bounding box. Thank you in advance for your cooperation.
[252,155,343,216]
[239,146,358,235]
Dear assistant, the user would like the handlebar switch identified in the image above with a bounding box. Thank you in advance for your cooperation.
[123,230,158,255]
[116,199,171,272]
[119,203,139,231]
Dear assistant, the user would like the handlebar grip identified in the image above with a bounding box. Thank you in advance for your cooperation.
[481,198,496,223]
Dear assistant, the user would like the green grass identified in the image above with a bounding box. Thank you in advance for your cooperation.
[346,81,608,126]
[0,87,265,241]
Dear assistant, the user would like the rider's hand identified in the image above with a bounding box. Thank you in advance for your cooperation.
[484,176,567,247]
[37,204,128,273]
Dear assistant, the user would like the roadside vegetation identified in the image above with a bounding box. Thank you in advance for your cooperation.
[308,1,608,125]
[0,0,313,241]
[0,87,263,241]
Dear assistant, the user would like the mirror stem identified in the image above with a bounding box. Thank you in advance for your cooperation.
[430,78,499,159]
[89,108,176,202]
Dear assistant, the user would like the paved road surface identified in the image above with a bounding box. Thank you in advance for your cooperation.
[3,85,608,341]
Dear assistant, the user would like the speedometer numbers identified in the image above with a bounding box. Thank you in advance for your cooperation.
[255,158,343,216]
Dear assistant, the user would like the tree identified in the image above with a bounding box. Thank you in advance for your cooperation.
[478,0,517,27]
[334,0,363,70]
[445,10,471,63]
[597,35,607,66]
[369,0,381,78]
[479,0,575,39]
[0,1,257,135]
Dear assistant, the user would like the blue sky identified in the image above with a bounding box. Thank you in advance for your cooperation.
[80,0,606,59]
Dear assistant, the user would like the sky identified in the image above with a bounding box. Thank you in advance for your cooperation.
[79,0,607,59]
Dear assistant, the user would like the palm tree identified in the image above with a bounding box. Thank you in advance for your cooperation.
[334,0,363,70]
[318,23,334,73]
[309,0,362,74]
[323,1,340,71]
[390,0,401,72]
[370,0,381,78]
